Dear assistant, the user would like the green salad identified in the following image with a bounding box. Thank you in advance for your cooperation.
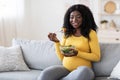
[60,45,76,54]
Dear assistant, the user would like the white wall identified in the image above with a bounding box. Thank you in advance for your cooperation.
[16,0,66,41]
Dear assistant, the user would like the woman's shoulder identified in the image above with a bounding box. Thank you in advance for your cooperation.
[90,29,96,34]
[89,29,97,37]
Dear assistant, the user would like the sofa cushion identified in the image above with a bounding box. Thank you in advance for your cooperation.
[93,43,120,77]
[109,60,120,79]
[0,70,41,80]
[12,39,62,70]
[95,77,111,80]
[0,45,30,72]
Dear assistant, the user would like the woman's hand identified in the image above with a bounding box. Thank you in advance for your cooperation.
[48,33,59,42]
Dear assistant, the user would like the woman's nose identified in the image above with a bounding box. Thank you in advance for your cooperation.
[72,17,77,22]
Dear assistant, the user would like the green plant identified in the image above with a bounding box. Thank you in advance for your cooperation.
[100,20,108,24]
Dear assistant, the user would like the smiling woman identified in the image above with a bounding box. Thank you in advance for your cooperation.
[40,4,100,80]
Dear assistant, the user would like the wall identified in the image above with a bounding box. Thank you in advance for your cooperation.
[16,0,65,41]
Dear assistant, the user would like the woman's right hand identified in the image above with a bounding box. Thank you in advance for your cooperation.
[48,33,59,42]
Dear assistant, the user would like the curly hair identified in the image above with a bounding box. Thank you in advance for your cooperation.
[63,4,97,40]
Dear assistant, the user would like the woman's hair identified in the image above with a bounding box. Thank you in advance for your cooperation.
[63,4,97,39]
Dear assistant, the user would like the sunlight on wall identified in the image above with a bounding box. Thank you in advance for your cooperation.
[0,0,24,18]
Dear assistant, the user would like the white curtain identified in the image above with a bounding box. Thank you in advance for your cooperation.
[0,0,24,46]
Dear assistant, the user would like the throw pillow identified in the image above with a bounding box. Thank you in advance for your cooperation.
[108,60,120,79]
[0,45,30,72]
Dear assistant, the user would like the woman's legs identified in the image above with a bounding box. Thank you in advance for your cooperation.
[37,65,70,80]
[60,66,94,80]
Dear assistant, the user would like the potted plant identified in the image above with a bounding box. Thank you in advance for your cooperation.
[100,20,108,29]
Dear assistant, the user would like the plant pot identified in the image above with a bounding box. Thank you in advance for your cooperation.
[101,23,107,29]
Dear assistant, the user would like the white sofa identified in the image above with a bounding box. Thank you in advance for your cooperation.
[0,39,120,80]
[0,39,61,80]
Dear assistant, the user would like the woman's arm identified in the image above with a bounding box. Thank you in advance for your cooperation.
[77,30,101,62]
[54,36,66,61]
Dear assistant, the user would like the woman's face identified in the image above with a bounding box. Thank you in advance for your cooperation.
[70,10,82,29]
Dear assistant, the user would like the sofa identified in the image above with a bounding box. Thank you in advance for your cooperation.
[0,38,120,80]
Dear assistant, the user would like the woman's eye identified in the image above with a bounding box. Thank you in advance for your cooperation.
[77,16,81,18]
[70,16,73,19]
[70,16,81,19]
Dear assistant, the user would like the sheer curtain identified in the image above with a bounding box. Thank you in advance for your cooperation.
[0,0,24,46]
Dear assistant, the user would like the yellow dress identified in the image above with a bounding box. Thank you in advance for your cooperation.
[54,30,101,71]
